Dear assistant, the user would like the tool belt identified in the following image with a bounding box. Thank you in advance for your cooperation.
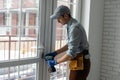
[69,50,89,70]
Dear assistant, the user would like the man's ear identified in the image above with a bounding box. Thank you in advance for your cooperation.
[64,13,69,18]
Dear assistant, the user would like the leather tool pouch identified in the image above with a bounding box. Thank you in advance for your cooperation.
[69,53,84,70]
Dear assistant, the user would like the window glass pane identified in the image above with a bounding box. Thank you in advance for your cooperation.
[0,63,36,80]
[20,0,38,59]
[0,0,39,61]
[0,0,41,80]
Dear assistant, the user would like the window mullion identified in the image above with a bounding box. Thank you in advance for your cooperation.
[36,0,46,80]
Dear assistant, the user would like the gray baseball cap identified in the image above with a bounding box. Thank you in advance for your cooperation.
[50,5,70,19]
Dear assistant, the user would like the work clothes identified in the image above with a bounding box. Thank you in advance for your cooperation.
[69,50,91,80]
[66,18,89,58]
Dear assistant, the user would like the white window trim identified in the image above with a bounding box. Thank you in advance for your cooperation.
[41,0,57,80]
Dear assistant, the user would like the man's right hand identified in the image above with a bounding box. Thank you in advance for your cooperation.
[45,51,57,58]
[47,60,57,67]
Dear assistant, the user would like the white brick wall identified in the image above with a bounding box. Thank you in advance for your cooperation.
[88,0,104,79]
[101,0,120,80]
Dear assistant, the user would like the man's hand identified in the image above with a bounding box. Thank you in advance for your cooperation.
[47,60,57,67]
[45,51,57,58]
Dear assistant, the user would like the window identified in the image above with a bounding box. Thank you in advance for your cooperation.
[0,13,6,25]
[11,13,18,26]
[29,13,36,26]
[0,0,44,80]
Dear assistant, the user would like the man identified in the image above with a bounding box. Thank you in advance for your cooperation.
[45,5,91,80]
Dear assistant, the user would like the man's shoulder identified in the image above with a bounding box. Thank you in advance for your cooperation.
[71,21,81,29]
[71,18,81,26]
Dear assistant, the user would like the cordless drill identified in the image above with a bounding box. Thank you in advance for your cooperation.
[44,55,56,73]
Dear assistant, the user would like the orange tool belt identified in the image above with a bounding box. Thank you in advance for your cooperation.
[69,53,84,70]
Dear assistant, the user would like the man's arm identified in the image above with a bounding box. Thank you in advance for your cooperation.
[56,44,68,54]
[56,53,72,64]
[55,44,72,64]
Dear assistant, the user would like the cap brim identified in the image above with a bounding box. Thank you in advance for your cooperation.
[50,14,58,19]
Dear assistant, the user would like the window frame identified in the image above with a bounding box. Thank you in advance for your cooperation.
[0,0,84,80]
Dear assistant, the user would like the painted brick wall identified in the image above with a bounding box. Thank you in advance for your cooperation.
[101,0,120,80]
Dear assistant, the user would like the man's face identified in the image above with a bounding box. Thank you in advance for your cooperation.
[57,15,67,25]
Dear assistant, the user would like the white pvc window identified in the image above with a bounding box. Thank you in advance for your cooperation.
[0,0,44,80]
